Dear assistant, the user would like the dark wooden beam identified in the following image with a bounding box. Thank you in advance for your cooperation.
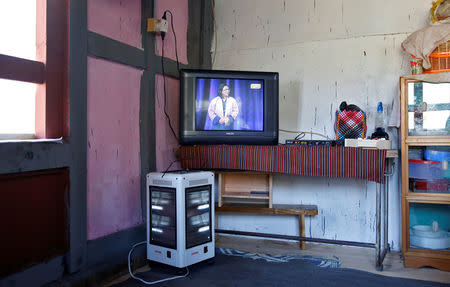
[87,31,146,69]
[155,55,188,78]
[0,54,45,84]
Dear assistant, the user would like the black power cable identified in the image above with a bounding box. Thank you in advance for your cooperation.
[160,10,180,142]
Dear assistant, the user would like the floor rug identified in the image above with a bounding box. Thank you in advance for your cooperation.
[111,250,448,287]
[216,247,340,268]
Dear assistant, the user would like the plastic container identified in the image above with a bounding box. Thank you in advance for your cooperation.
[410,58,423,75]
[410,233,450,249]
[410,178,448,193]
[408,148,424,160]
[411,224,445,237]
[408,159,444,179]
[423,40,450,74]
[424,148,450,162]
[375,102,385,132]
[410,223,450,250]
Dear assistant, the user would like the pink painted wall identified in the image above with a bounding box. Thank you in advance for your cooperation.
[86,0,189,239]
[155,0,188,64]
[87,56,143,240]
[88,0,142,49]
[155,74,181,171]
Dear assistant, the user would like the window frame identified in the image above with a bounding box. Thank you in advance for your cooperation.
[0,0,69,139]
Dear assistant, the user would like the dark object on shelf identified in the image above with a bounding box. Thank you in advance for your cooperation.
[409,178,449,193]
[335,101,367,140]
[285,139,344,146]
[371,127,389,140]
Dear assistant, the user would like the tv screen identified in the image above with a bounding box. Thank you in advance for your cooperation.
[180,69,278,145]
[195,78,264,131]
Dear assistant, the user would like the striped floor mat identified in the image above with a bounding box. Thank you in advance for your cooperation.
[216,248,340,268]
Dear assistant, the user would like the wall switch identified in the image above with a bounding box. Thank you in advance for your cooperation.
[147,18,168,33]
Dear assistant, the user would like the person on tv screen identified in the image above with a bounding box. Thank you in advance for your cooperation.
[207,83,239,130]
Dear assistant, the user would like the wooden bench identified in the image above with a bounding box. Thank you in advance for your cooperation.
[215,204,318,250]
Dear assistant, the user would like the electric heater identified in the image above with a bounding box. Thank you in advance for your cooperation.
[146,171,215,268]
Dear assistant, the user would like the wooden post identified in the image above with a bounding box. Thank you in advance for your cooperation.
[268,174,273,208]
[299,214,305,250]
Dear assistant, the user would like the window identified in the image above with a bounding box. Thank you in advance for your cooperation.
[0,0,68,140]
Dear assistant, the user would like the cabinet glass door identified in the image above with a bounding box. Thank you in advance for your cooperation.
[408,146,450,194]
[407,81,450,136]
[408,202,450,251]
[149,186,177,249]
[185,185,212,249]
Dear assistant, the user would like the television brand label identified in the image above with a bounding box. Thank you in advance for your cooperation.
[226,132,234,135]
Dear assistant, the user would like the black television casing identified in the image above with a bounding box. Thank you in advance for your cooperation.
[179,69,279,145]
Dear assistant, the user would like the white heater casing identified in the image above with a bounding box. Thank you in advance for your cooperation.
[146,171,215,268]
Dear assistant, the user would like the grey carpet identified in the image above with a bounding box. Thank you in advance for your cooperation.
[112,253,449,287]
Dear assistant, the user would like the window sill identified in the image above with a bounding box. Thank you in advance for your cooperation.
[0,136,63,144]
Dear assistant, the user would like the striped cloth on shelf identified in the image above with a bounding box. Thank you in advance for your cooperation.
[179,145,387,183]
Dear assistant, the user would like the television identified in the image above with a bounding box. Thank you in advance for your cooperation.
[179,69,279,145]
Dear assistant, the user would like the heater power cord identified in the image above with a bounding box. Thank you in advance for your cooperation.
[128,241,190,285]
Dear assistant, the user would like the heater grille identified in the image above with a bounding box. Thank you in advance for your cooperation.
[152,179,172,187]
[189,179,209,187]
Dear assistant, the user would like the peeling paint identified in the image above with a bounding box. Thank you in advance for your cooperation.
[322,216,326,236]
[314,107,317,126]
[335,81,338,98]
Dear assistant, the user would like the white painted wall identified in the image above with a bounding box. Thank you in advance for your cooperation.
[212,0,433,251]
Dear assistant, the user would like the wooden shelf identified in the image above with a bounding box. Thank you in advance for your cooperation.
[221,194,269,200]
[218,171,273,208]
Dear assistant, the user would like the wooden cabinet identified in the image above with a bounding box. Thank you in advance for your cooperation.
[400,76,450,271]
[218,171,273,207]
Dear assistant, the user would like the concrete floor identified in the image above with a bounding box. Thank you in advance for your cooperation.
[104,235,450,286]
[216,235,450,284]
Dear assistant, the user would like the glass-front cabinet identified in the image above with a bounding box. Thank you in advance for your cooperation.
[400,77,450,271]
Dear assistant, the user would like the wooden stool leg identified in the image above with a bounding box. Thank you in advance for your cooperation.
[299,214,305,250]
[214,212,218,243]
[218,173,223,207]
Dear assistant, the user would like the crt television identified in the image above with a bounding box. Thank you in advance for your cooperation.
[179,69,279,145]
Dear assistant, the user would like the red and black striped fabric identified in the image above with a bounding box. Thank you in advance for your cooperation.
[179,145,387,183]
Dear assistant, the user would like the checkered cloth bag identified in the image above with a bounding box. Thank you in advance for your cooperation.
[335,101,366,140]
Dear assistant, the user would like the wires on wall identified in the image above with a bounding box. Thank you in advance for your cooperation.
[211,0,217,67]
[160,9,180,141]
